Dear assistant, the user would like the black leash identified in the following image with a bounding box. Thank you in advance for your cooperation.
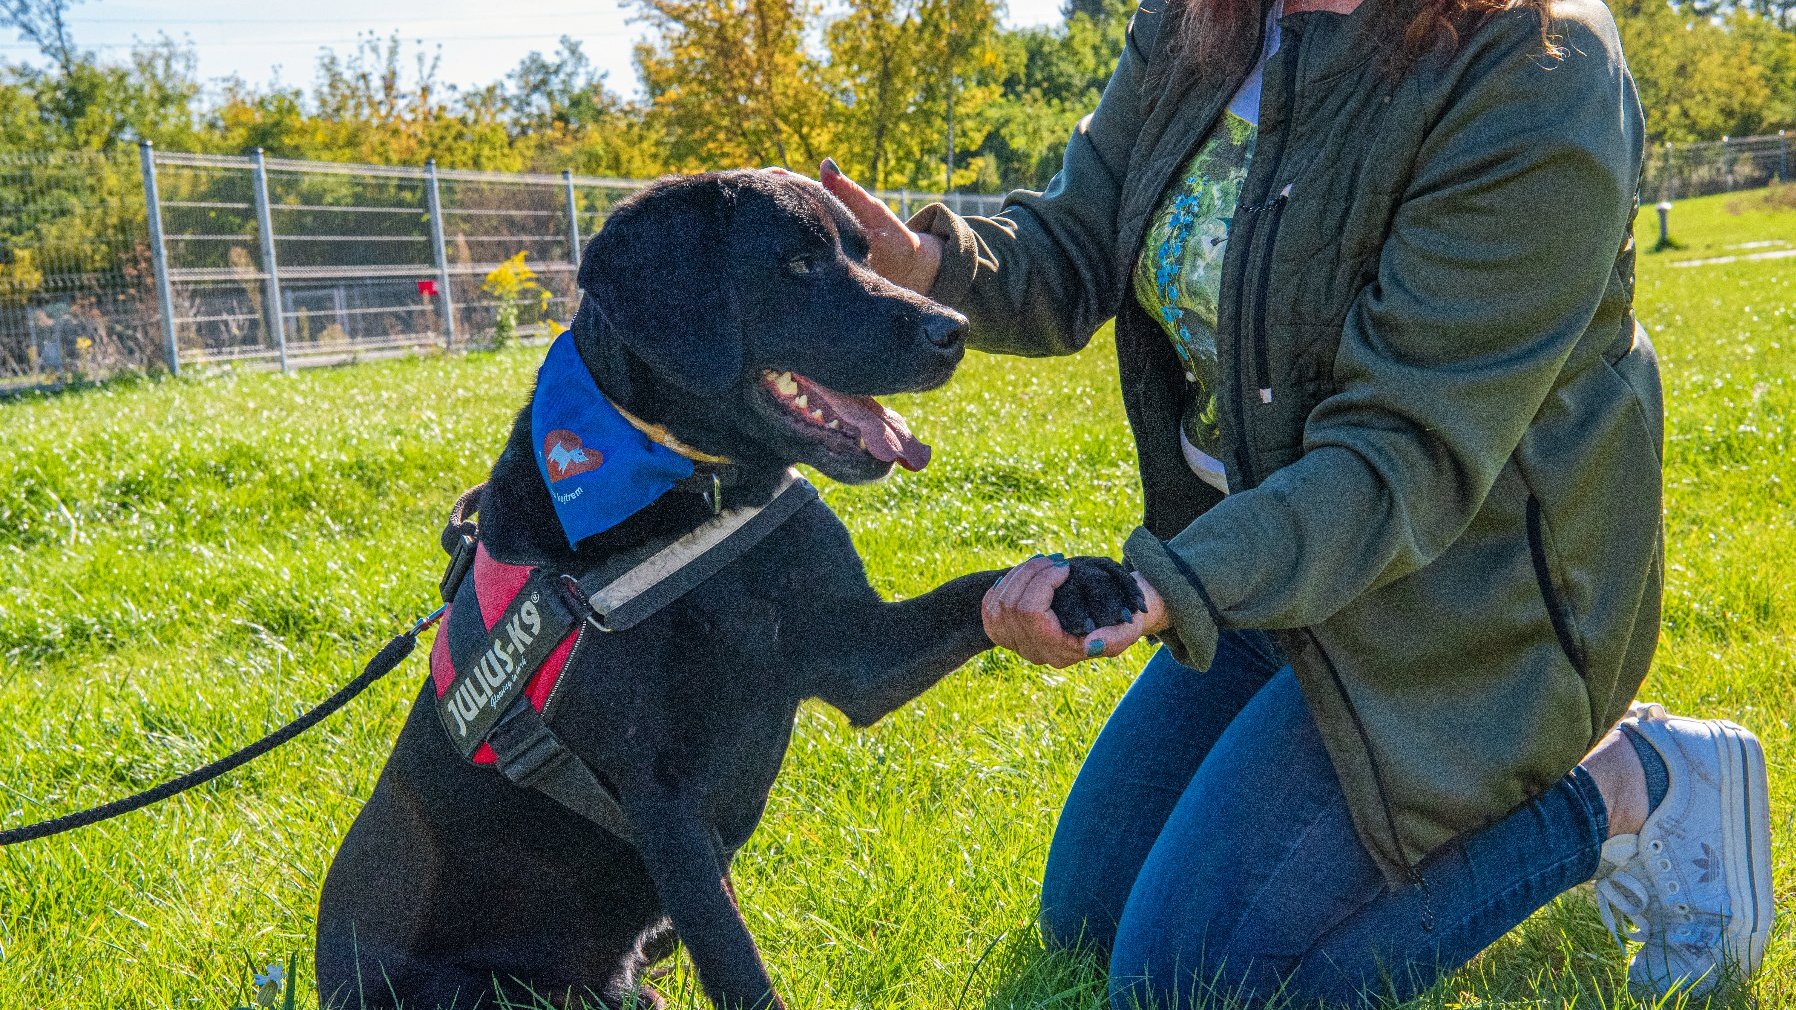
[0,606,445,848]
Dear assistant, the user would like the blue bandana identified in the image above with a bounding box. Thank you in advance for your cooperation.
[530,330,696,547]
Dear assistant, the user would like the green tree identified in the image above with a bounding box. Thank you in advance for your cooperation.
[821,0,1009,190]
[972,0,1129,190]
[0,0,83,76]
[633,0,833,170]
[1619,1,1780,142]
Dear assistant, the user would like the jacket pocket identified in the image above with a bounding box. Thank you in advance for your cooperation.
[1525,493,1589,679]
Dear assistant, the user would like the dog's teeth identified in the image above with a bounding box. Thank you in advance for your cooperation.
[776,373,799,396]
[808,409,825,423]
[794,394,808,409]
[857,437,867,449]
[826,419,840,430]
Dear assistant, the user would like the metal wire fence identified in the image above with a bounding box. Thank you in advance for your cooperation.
[0,146,1007,391]
[146,150,617,369]
[14,131,1781,392]
[1642,131,1793,201]
[0,151,162,387]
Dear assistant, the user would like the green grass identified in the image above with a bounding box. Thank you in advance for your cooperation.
[0,186,1791,1009]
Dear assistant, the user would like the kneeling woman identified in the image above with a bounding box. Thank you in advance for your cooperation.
[821,0,1772,1002]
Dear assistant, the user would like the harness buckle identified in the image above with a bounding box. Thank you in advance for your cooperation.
[488,701,573,790]
[559,574,615,633]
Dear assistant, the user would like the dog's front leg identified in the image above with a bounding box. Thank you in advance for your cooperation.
[811,570,1004,726]
[630,791,783,1010]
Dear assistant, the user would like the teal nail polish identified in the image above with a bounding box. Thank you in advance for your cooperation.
[822,156,841,174]
[1049,552,1066,562]
[1086,639,1106,658]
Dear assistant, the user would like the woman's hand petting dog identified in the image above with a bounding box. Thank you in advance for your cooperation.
[982,555,1164,667]
[818,157,944,295]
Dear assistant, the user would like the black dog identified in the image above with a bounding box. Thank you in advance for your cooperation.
[315,170,1140,1010]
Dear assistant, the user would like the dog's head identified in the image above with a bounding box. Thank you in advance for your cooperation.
[574,169,968,484]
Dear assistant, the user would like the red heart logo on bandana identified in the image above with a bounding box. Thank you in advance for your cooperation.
[542,429,605,482]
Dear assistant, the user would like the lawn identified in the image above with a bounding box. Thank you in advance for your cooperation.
[0,185,1790,1009]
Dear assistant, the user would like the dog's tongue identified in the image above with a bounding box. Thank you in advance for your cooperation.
[810,386,932,471]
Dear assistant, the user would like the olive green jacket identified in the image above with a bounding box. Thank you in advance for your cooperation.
[915,0,1658,886]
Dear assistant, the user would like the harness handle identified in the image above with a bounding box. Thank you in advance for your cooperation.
[442,482,486,553]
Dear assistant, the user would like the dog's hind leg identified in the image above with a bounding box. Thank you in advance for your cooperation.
[596,917,676,1009]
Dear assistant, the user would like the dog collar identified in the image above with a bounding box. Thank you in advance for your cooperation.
[608,399,733,466]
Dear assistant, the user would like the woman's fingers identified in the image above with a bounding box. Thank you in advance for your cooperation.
[982,556,1101,668]
[1083,612,1147,659]
[997,555,1065,612]
[819,158,906,234]
[818,158,942,293]
[1001,608,1087,667]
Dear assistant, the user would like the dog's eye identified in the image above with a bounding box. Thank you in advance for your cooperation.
[784,256,815,276]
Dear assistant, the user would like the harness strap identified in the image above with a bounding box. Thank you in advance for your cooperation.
[449,482,486,531]
[439,482,485,602]
[487,699,636,845]
[576,470,818,632]
[429,469,819,851]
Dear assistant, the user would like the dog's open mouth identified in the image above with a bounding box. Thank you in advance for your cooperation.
[758,370,932,471]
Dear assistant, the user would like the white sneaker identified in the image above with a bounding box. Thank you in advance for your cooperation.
[1591,705,1774,995]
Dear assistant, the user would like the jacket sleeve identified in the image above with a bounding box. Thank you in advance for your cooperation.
[907,6,1162,358]
[1124,15,1643,669]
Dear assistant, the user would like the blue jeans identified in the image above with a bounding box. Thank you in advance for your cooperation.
[1039,633,1609,1008]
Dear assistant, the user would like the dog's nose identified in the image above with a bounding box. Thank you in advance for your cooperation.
[923,311,968,349]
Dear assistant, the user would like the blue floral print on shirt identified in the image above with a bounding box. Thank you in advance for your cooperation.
[1131,110,1258,461]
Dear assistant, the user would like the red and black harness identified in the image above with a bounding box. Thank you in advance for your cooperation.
[428,473,818,843]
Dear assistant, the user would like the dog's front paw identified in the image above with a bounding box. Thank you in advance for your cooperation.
[1050,556,1146,638]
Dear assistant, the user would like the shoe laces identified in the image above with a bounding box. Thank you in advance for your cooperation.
[1595,860,1655,948]
[1594,832,1699,954]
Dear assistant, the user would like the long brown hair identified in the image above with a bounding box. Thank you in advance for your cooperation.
[1168,0,1561,81]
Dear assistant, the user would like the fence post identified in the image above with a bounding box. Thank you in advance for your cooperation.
[425,158,457,348]
[562,169,582,271]
[138,141,180,376]
[251,149,288,372]
[1781,130,1789,184]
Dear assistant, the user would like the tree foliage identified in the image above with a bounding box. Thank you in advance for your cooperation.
[0,0,1787,187]
[635,0,833,170]
[1618,0,1796,141]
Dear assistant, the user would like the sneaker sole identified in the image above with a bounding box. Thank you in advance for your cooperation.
[1716,720,1774,982]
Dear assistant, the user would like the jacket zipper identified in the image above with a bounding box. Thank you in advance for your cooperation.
[1250,184,1293,406]
[1227,23,1304,489]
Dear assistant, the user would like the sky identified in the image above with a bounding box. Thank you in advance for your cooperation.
[14,0,1069,100]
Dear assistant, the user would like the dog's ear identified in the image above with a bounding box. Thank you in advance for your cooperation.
[579,179,742,397]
